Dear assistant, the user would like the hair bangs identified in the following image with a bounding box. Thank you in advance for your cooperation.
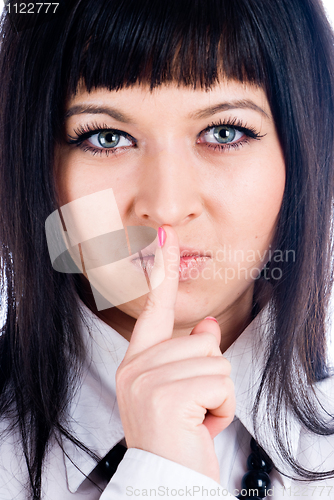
[64,0,270,97]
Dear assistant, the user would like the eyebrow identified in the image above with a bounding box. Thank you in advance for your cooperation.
[188,99,270,120]
[64,104,133,123]
[64,98,270,123]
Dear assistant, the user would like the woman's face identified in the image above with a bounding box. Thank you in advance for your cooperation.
[55,80,285,341]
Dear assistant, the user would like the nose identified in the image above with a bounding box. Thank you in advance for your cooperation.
[133,148,204,227]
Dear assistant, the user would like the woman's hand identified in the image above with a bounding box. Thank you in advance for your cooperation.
[116,226,236,483]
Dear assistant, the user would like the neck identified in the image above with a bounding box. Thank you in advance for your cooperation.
[78,277,260,353]
[169,285,255,352]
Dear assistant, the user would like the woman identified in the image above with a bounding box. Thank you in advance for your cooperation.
[0,0,333,498]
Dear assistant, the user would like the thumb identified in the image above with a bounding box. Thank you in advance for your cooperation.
[190,316,221,347]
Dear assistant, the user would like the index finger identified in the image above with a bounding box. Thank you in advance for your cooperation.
[125,225,180,359]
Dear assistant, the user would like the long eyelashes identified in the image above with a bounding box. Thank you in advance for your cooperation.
[199,117,265,153]
[66,117,266,157]
[66,121,136,157]
[202,117,264,141]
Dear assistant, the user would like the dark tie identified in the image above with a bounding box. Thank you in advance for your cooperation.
[95,442,127,482]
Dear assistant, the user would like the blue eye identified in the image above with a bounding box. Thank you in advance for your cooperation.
[204,125,244,145]
[88,130,133,149]
[66,123,136,157]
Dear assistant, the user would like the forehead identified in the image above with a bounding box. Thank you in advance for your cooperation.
[65,81,272,123]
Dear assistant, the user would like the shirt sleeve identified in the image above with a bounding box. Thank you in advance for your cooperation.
[100,448,237,499]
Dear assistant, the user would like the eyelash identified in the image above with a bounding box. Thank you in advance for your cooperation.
[200,117,265,152]
[66,121,136,157]
[66,118,265,157]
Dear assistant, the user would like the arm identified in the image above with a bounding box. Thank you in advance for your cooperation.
[101,448,238,499]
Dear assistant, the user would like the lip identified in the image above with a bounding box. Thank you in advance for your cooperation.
[179,247,212,258]
[131,246,212,281]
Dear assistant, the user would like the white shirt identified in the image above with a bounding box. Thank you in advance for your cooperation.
[0,301,333,499]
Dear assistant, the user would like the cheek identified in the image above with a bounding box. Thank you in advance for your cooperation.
[55,150,82,206]
[56,155,114,206]
[213,149,286,246]
[257,150,285,225]
[245,160,285,232]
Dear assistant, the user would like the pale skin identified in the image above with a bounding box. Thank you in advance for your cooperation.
[55,80,286,482]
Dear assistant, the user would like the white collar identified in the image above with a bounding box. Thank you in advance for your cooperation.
[63,300,301,493]
[223,306,300,486]
[62,301,129,493]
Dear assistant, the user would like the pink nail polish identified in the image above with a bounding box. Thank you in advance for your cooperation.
[158,227,166,247]
[204,316,219,324]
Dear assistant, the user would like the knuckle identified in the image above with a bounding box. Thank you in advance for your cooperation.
[116,362,165,411]
[211,376,235,407]
[223,375,235,395]
[131,380,172,417]
[215,356,230,374]
[131,369,156,397]
[200,331,219,353]
[130,369,170,407]
[117,350,153,386]
[150,384,169,411]
[213,374,235,395]
[116,360,137,391]
[222,357,232,375]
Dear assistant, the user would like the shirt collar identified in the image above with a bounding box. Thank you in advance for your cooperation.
[223,305,300,486]
[63,300,129,493]
[63,300,300,493]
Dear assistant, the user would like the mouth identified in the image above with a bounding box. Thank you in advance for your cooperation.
[131,247,212,282]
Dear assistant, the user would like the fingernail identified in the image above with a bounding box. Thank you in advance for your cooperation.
[158,227,166,247]
[204,316,219,324]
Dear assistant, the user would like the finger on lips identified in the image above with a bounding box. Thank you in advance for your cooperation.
[124,225,180,359]
[116,224,235,479]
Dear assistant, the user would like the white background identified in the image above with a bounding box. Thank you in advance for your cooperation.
[323,0,334,25]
